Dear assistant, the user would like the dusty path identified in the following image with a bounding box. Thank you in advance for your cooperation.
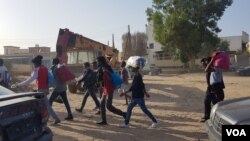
[44,72,249,141]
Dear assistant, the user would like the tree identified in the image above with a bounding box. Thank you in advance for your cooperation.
[146,0,233,67]
[122,32,148,59]
[217,40,230,51]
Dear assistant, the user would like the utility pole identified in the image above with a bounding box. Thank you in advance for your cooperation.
[123,25,131,61]
[112,34,115,49]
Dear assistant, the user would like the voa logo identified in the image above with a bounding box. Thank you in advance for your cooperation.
[226,129,246,136]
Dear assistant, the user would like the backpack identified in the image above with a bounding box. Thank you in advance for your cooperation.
[111,71,123,89]
[48,69,57,88]
[57,65,75,83]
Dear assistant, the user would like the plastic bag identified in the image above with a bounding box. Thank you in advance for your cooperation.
[126,56,146,68]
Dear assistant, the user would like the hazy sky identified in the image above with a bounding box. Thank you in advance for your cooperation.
[0,0,249,54]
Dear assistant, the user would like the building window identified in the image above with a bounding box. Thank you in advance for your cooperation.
[149,43,154,49]
[78,51,89,64]
[67,51,78,64]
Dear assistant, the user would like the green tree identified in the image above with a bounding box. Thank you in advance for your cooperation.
[146,0,233,67]
[217,40,230,51]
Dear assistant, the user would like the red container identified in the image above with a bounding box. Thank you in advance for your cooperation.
[212,51,229,70]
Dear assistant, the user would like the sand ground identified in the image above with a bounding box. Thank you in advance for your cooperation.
[16,72,250,141]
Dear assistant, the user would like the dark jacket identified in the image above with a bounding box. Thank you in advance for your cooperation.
[128,73,145,99]
[79,68,96,87]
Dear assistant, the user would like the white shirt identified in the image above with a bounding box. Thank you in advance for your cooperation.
[17,67,38,87]
[210,68,223,85]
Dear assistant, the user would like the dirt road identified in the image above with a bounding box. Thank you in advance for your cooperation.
[48,72,250,141]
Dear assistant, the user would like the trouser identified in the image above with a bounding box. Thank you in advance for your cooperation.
[204,86,224,119]
[80,85,100,110]
[49,91,73,117]
[38,89,60,121]
[125,98,157,125]
[211,83,225,103]
[204,87,214,119]
[100,92,126,122]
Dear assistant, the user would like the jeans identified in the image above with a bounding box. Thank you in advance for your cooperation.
[38,89,60,121]
[49,91,73,117]
[79,85,100,110]
[125,98,157,125]
[100,92,126,122]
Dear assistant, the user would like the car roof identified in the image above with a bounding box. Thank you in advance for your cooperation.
[0,85,16,96]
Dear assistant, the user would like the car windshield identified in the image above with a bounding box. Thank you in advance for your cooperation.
[0,86,15,96]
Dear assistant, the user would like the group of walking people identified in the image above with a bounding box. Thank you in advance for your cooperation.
[1,50,228,128]
[9,55,158,128]
[75,56,158,128]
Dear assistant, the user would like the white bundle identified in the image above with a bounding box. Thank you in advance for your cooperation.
[126,56,146,69]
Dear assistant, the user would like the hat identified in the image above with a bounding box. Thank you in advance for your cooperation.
[97,56,106,64]
[52,57,60,65]
[32,55,43,64]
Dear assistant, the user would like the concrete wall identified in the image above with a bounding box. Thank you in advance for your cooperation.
[155,59,183,67]
[11,64,33,74]
[235,54,250,67]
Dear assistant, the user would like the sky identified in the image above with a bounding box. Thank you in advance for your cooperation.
[0,0,249,54]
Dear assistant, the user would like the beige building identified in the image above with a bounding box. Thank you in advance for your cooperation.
[28,46,50,53]
[4,45,50,55]
[1,46,56,74]
[3,46,27,55]
[246,42,250,54]
[220,31,249,52]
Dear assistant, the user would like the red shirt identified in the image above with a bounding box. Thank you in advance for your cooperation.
[103,70,114,96]
[37,65,49,90]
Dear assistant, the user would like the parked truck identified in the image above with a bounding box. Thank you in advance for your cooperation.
[56,28,119,93]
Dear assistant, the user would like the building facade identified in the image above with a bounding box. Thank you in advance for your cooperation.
[220,31,249,52]
[28,46,50,53]
[1,45,55,74]
[3,46,22,55]
[4,45,51,55]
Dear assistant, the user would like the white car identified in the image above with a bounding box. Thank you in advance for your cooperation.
[205,97,250,141]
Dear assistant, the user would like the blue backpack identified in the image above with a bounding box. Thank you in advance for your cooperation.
[48,69,57,88]
[111,71,123,89]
